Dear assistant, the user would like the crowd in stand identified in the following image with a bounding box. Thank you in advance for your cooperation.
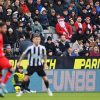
[0,0,100,57]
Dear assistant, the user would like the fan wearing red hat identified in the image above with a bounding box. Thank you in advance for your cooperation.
[56,16,73,40]
[74,16,83,32]
[20,0,30,14]
[82,16,93,33]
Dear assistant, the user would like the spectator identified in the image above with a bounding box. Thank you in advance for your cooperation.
[6,28,17,47]
[48,0,55,14]
[56,16,73,40]
[40,7,49,29]
[81,7,88,22]
[68,4,73,15]
[14,34,25,56]
[95,1,100,14]
[11,15,18,30]
[32,17,43,34]
[83,41,90,51]
[82,16,93,33]
[71,49,79,56]
[6,8,12,20]
[63,0,70,9]
[45,36,56,56]
[6,19,12,29]
[69,11,77,22]
[74,16,83,32]
[58,35,70,53]
[83,28,92,42]
[16,26,25,39]
[48,9,57,27]
[32,9,40,19]
[69,18,77,34]
[63,47,73,56]
[20,0,30,14]
[54,40,63,56]
[12,0,20,12]
[0,5,6,21]
[72,37,83,53]
[86,4,92,14]
[0,0,4,6]
[62,9,69,22]
[91,7,99,26]
[88,35,96,48]
[90,46,100,56]
[19,33,32,54]
[42,0,50,14]
[5,45,13,57]
[0,0,99,57]
[76,0,85,15]
[35,0,43,12]
[4,0,11,9]
[84,50,90,57]
[70,1,78,16]
[54,0,63,15]
[26,0,34,13]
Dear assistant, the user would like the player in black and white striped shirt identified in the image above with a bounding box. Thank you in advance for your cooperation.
[23,43,46,67]
[17,33,53,96]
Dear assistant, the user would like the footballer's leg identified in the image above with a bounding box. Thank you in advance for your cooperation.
[0,88,4,97]
[23,79,36,93]
[16,75,31,97]
[0,70,2,84]
[0,57,14,94]
[22,66,36,93]
[0,70,4,97]
[37,67,53,96]
[21,75,30,91]
[2,67,14,94]
[42,76,53,96]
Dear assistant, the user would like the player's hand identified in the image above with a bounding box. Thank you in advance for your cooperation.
[44,63,48,69]
[17,62,21,68]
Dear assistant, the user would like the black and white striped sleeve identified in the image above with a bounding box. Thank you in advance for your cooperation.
[42,46,47,57]
[23,46,31,55]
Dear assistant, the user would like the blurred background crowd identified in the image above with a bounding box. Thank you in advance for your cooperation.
[0,0,100,57]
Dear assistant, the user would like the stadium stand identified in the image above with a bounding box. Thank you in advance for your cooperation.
[0,0,99,57]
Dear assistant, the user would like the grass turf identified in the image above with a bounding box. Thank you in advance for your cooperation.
[0,93,100,100]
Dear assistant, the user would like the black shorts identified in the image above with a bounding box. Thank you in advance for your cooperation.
[26,65,46,77]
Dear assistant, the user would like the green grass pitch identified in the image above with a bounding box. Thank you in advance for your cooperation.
[0,93,100,100]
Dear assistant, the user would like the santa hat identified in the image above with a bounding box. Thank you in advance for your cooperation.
[58,16,65,21]
[79,0,83,2]
[86,16,91,20]
[77,16,82,20]
[40,7,46,14]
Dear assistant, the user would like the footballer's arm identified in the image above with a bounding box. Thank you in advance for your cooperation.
[17,52,26,67]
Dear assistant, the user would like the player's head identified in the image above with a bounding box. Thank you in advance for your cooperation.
[0,22,7,33]
[31,33,41,46]
[17,66,23,73]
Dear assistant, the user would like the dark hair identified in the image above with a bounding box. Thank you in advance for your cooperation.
[47,36,52,41]
[31,33,40,39]
[26,26,32,32]
[18,66,23,69]
[25,33,30,39]
[33,17,39,22]
[0,22,5,27]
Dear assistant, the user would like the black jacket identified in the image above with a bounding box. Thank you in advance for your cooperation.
[45,42,56,56]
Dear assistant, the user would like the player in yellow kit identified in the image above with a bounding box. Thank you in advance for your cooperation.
[13,66,36,96]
